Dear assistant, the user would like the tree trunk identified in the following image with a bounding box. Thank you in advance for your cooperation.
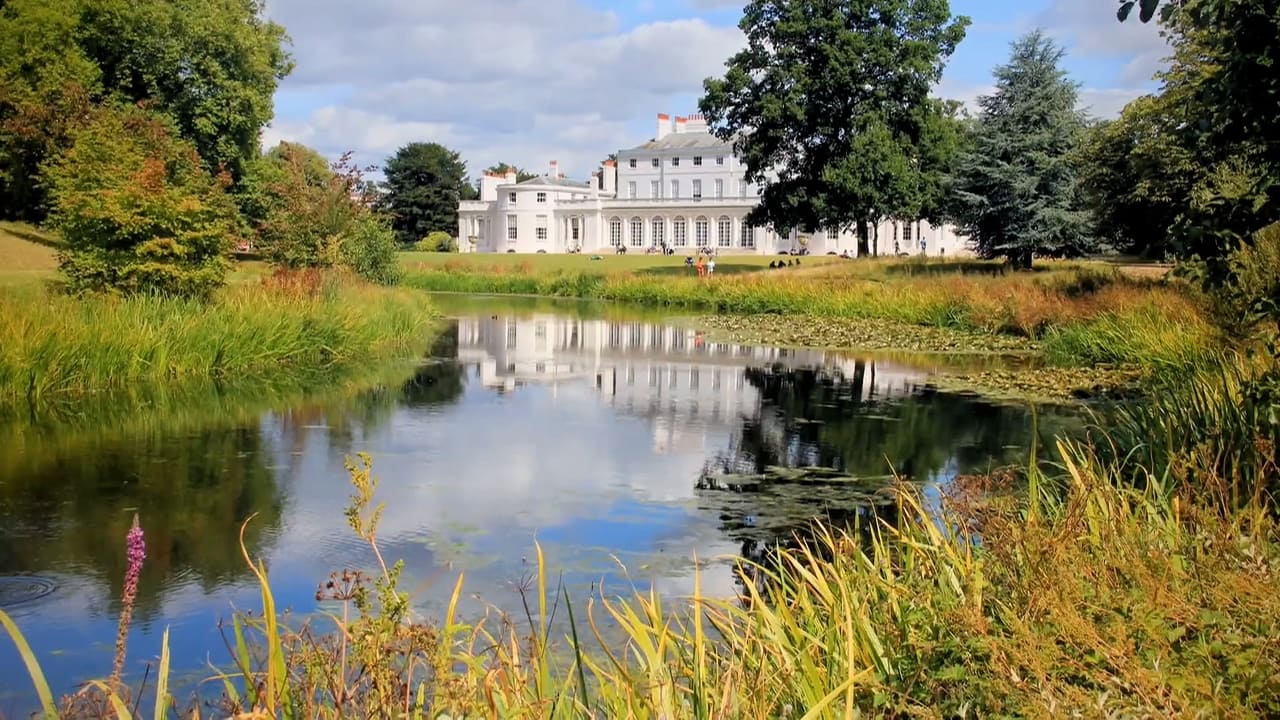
[872,223,879,256]
[1012,247,1034,270]
[856,220,870,257]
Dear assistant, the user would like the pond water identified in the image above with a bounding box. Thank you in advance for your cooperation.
[0,295,1083,711]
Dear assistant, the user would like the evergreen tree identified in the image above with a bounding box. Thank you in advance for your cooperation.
[698,0,968,254]
[949,30,1094,269]
[380,142,473,245]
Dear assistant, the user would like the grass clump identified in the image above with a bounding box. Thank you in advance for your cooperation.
[5,354,1278,718]
[0,270,437,407]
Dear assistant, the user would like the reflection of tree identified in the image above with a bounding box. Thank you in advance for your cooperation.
[402,324,466,408]
[0,424,282,619]
[699,364,1085,594]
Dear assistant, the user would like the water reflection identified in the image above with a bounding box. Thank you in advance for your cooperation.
[0,304,1079,710]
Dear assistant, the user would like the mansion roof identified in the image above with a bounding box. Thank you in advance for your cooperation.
[622,131,733,153]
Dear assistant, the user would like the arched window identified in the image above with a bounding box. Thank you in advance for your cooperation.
[630,217,644,247]
[672,217,687,247]
[717,216,732,247]
[651,217,665,247]
[740,223,755,249]
[609,217,622,247]
[694,217,709,247]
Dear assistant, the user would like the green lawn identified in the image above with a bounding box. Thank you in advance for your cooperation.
[0,222,60,286]
[399,251,837,277]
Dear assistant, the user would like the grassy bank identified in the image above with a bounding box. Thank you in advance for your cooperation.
[4,354,1276,718]
[0,273,438,407]
[404,257,1213,368]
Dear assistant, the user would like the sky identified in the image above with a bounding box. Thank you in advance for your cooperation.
[261,0,1171,181]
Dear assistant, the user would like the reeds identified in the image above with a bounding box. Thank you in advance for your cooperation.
[4,352,1277,718]
[404,259,1211,366]
[0,272,437,406]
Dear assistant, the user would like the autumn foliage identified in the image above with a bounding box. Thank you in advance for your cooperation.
[44,104,238,298]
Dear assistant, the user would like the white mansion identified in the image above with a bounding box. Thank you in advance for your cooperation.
[457,113,971,256]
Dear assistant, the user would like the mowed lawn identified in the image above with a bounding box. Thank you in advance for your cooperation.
[399,251,839,277]
[0,222,59,285]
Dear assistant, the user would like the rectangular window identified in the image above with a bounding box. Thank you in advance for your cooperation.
[714,179,723,198]
[672,156,680,167]
[629,158,637,168]
[695,219,709,247]
[506,214,517,240]
[627,181,637,199]
[508,192,517,203]
[536,191,547,203]
[536,214,548,240]
[670,180,679,199]
[827,227,838,240]
[630,218,644,247]
[672,219,687,247]
[716,156,725,165]
[693,156,702,166]
[609,219,622,246]
[692,179,702,199]
[652,218,664,246]
[740,224,755,248]
[651,158,660,168]
[717,218,732,247]
[650,180,660,198]
[571,218,580,241]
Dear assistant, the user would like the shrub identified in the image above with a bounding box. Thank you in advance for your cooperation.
[1213,221,1280,337]
[414,231,456,252]
[44,104,236,298]
[342,215,402,285]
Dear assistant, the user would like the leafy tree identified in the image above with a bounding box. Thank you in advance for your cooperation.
[256,147,400,284]
[0,0,291,220]
[380,142,473,245]
[44,104,237,297]
[237,141,332,232]
[1075,96,1196,258]
[949,31,1094,269]
[698,0,968,255]
[485,163,538,183]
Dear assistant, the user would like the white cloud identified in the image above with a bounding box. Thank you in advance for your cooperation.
[264,0,744,178]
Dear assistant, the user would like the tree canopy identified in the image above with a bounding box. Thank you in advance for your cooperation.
[948,31,1094,268]
[485,163,538,183]
[698,0,968,254]
[380,142,474,245]
[45,104,237,297]
[0,0,291,220]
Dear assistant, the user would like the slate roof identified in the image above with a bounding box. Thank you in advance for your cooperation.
[516,175,594,188]
[620,131,733,153]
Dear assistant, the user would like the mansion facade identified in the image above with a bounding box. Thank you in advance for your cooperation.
[457,113,972,256]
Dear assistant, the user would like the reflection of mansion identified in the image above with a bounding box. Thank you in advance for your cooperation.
[455,314,928,453]
[458,113,972,256]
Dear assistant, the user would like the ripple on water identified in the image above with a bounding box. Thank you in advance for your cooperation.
[0,575,57,608]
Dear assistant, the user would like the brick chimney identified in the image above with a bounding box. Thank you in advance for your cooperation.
[674,116,687,134]
[685,113,708,133]
[656,113,672,141]
[601,159,616,195]
[549,159,560,178]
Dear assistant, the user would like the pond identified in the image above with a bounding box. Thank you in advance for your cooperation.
[0,295,1084,712]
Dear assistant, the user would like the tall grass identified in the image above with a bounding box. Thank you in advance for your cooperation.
[4,354,1277,718]
[405,260,1212,366]
[0,272,437,406]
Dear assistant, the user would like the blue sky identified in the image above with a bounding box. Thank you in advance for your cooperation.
[264,0,1169,178]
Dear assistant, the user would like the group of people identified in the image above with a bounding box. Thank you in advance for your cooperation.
[685,254,717,277]
[768,258,801,269]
